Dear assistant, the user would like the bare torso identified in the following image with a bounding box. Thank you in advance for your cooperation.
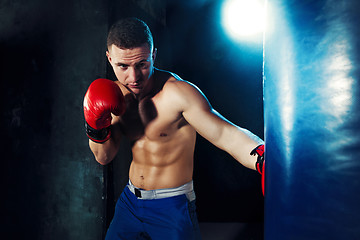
[113,69,196,190]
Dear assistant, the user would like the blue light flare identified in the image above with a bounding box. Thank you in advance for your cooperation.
[221,0,266,41]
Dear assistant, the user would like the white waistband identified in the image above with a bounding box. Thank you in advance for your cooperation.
[127,180,195,201]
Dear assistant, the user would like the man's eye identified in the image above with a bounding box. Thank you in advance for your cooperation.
[137,62,148,69]
[119,64,128,70]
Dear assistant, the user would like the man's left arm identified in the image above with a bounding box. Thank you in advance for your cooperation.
[176,80,264,171]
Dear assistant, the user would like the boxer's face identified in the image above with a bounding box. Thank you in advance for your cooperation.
[106,43,156,95]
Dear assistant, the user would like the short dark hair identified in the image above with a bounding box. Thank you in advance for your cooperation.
[107,18,153,50]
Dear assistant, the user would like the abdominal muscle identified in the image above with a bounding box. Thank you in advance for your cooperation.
[129,127,196,190]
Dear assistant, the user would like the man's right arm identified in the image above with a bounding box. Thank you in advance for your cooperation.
[89,116,122,165]
[83,79,126,165]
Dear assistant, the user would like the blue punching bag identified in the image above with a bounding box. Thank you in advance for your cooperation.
[263,0,360,239]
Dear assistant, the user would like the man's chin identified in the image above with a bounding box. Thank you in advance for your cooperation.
[129,87,142,95]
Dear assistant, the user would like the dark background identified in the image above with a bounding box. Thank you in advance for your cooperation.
[1,0,264,239]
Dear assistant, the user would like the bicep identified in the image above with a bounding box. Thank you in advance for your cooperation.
[184,107,236,148]
[175,81,263,169]
[179,82,261,153]
[179,83,234,148]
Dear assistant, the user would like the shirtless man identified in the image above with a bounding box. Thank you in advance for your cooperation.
[84,18,265,240]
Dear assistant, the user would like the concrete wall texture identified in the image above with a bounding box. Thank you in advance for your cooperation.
[1,0,108,238]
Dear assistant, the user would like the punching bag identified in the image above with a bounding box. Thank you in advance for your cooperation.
[263,0,360,239]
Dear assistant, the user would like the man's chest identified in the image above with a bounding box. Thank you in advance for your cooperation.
[119,94,184,142]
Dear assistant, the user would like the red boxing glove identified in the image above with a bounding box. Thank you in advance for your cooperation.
[83,79,125,143]
[250,144,265,196]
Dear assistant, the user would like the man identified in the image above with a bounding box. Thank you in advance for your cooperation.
[84,18,265,240]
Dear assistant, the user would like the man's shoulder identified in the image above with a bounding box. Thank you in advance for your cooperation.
[163,77,197,99]
[154,69,206,106]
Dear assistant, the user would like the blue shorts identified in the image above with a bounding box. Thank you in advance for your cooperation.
[105,181,201,240]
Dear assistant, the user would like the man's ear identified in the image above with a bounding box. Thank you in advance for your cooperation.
[152,48,157,62]
[106,51,112,64]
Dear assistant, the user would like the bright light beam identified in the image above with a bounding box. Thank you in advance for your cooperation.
[221,0,265,40]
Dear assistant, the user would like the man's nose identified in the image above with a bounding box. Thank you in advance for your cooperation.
[128,67,140,82]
